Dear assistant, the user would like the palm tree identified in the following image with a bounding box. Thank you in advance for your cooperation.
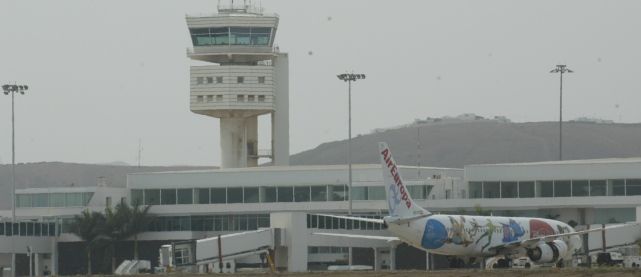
[104,203,132,272]
[126,202,153,260]
[70,210,108,275]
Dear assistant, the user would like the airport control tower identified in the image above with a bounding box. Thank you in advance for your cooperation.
[186,1,289,168]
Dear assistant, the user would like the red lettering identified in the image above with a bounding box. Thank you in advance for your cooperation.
[390,165,397,176]
[381,149,389,160]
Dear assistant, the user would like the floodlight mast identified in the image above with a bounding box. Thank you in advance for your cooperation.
[549,65,573,161]
[336,72,365,271]
[2,84,29,277]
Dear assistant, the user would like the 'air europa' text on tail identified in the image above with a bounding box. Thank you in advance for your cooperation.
[381,148,412,209]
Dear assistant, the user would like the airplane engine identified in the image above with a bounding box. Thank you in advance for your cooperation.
[526,240,568,263]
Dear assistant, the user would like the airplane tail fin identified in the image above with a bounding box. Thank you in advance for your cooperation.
[378,142,430,218]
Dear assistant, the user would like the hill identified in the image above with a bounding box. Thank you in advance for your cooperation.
[290,121,641,168]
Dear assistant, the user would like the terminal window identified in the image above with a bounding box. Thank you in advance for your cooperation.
[227,188,243,203]
[207,77,213,84]
[216,95,223,102]
[207,95,213,102]
[211,188,227,204]
[310,186,327,201]
[247,95,255,102]
[572,180,589,197]
[554,180,571,197]
[244,187,259,203]
[627,179,641,195]
[177,189,193,204]
[196,77,204,85]
[237,76,244,83]
[258,95,265,102]
[237,95,244,102]
[260,187,277,203]
[216,76,223,83]
[258,76,265,84]
[197,96,204,103]
[590,180,607,196]
[277,187,294,202]
[294,187,310,202]
[196,188,210,204]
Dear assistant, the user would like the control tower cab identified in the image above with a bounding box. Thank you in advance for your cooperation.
[186,2,289,168]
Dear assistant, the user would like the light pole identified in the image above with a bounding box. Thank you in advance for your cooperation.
[2,83,29,277]
[337,73,365,270]
[549,65,572,161]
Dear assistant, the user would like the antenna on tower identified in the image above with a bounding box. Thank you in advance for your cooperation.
[137,139,143,168]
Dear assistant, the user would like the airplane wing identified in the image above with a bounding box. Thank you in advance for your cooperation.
[490,222,641,252]
[312,232,400,243]
[315,214,385,224]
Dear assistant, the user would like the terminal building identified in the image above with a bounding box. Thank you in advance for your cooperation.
[1,2,641,275]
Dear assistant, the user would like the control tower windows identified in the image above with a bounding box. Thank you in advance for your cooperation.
[189,27,273,46]
[250,27,271,45]
[210,27,229,45]
[258,76,265,84]
[230,27,251,45]
[237,76,244,83]
[248,95,255,102]
[216,76,223,83]
[207,77,213,84]
[190,28,212,45]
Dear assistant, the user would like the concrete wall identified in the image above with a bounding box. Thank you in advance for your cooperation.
[272,53,289,166]
[270,212,307,272]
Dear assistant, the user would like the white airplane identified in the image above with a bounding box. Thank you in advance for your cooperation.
[316,142,633,267]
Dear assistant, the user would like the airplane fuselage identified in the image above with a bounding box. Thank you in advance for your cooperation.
[387,214,581,259]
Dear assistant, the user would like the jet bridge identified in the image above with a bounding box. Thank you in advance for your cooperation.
[160,228,281,273]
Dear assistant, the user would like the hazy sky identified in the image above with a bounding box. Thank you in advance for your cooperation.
[0,0,640,166]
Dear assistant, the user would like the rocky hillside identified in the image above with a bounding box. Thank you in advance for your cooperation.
[290,121,641,168]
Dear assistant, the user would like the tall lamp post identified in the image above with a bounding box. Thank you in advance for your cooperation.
[549,65,572,161]
[337,73,365,270]
[2,83,29,277]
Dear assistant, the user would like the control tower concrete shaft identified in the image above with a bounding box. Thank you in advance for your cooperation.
[186,3,289,168]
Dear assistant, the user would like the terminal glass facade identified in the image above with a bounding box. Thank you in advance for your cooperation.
[16,192,94,208]
[145,214,270,232]
[130,185,432,206]
[469,179,641,199]
[0,221,58,237]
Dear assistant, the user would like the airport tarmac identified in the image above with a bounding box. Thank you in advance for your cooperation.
[150,268,641,277]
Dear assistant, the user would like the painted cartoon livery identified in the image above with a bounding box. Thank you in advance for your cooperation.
[316,142,627,266]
